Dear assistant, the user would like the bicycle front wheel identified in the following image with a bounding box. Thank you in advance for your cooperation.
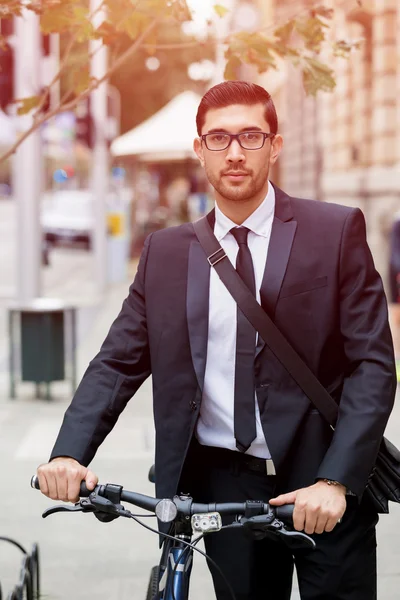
[146,565,160,600]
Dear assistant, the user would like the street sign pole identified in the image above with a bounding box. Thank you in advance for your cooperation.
[90,0,108,295]
[13,11,43,302]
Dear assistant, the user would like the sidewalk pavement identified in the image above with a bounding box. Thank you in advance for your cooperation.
[1,272,400,599]
[0,274,217,600]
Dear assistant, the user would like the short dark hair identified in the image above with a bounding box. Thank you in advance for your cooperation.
[196,80,278,136]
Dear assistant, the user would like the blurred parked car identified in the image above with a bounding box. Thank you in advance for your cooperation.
[41,189,93,250]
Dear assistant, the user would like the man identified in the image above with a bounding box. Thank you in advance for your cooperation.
[37,81,397,599]
[389,214,400,378]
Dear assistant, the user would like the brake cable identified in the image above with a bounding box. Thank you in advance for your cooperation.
[126,514,237,600]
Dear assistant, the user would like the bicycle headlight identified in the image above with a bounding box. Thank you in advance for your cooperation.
[191,512,222,533]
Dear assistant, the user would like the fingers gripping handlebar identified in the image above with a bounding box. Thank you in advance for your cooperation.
[31,476,93,497]
[31,476,316,549]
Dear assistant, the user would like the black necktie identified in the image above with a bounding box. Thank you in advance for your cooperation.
[230,227,257,452]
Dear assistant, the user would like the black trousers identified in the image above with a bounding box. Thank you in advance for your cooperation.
[179,439,378,600]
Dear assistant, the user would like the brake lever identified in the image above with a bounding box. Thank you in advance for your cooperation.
[42,503,90,518]
[267,518,316,549]
[240,515,316,550]
[276,527,316,549]
[41,492,131,521]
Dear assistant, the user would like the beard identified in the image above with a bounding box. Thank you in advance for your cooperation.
[204,163,270,203]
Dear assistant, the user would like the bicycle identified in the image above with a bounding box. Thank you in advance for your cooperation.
[0,537,40,600]
[31,474,315,600]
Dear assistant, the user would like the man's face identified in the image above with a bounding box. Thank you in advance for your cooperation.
[194,103,282,205]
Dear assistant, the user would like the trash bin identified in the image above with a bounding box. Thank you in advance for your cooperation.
[8,298,77,400]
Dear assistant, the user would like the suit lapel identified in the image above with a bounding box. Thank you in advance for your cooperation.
[256,186,297,358]
[187,239,210,391]
[186,188,297,368]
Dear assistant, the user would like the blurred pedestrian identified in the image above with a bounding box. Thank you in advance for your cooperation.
[187,167,210,221]
[165,176,190,226]
[37,81,396,600]
[389,213,400,379]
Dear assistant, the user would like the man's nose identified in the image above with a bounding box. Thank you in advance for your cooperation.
[226,139,245,162]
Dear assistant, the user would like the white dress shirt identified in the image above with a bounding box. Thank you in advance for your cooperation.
[196,182,275,458]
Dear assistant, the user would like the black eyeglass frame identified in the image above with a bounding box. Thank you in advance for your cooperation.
[201,131,276,151]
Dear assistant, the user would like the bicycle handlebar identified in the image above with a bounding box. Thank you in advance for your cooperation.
[31,475,318,550]
[31,475,294,524]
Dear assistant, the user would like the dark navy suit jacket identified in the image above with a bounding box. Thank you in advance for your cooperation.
[51,185,397,506]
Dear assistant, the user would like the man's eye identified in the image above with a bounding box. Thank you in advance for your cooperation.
[210,135,226,142]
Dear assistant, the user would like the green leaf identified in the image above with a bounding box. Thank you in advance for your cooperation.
[96,21,119,46]
[118,12,150,39]
[16,95,41,115]
[72,5,89,20]
[271,41,300,60]
[224,55,241,80]
[247,33,271,55]
[40,6,74,34]
[274,20,295,45]
[76,21,95,43]
[302,56,336,95]
[228,33,250,55]
[295,16,327,53]
[214,4,229,18]
[333,38,364,58]
[243,46,276,71]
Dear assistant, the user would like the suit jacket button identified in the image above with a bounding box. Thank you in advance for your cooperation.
[190,400,197,411]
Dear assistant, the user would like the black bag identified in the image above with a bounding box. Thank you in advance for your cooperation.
[193,216,400,514]
[366,438,400,512]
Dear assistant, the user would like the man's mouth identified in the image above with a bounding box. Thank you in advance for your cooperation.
[223,172,249,181]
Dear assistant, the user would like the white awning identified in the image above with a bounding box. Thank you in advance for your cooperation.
[110,90,201,161]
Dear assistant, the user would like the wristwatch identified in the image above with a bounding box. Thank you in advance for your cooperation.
[319,478,355,495]
[320,478,342,487]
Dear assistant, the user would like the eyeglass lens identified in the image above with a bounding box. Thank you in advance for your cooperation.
[206,132,266,150]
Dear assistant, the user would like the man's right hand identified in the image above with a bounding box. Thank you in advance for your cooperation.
[36,457,98,503]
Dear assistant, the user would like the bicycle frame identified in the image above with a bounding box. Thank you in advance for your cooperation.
[157,523,194,600]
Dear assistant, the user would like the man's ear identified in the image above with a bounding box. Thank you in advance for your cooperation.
[269,134,283,166]
[193,137,205,167]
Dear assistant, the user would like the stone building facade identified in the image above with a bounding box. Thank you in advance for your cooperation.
[240,0,400,292]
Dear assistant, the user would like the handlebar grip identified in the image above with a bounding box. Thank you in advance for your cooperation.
[274,503,294,525]
[31,475,93,497]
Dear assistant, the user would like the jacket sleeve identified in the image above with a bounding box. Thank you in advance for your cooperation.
[316,208,397,499]
[50,234,153,466]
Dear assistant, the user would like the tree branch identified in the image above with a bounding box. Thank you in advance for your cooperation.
[0,0,358,164]
[32,33,77,120]
[0,16,160,163]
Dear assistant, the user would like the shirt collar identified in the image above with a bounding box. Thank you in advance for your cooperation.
[214,181,276,242]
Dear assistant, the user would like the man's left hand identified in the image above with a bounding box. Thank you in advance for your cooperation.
[269,481,347,534]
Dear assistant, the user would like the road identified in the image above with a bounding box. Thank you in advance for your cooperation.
[0,197,100,383]
[1,197,400,599]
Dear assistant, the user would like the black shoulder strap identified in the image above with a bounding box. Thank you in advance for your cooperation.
[192,216,338,429]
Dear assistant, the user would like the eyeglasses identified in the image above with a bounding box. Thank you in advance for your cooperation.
[201,131,275,151]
